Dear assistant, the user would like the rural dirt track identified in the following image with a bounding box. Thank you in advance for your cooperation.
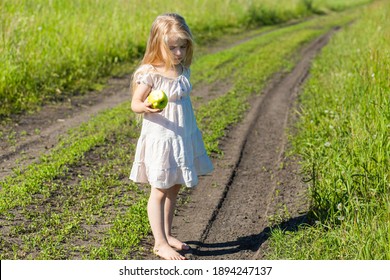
[0,25,338,260]
[176,30,336,260]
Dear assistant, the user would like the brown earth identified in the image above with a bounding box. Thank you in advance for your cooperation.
[0,26,338,260]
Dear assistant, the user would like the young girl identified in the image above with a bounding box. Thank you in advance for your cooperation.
[129,13,213,260]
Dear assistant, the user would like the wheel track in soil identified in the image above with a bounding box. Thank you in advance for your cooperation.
[167,28,340,260]
[0,77,131,179]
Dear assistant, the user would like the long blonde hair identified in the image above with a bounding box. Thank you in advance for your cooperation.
[131,13,194,94]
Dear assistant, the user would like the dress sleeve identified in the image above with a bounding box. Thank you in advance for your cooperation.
[136,71,153,87]
[134,65,154,87]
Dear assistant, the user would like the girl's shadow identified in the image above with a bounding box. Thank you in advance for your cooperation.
[185,214,309,258]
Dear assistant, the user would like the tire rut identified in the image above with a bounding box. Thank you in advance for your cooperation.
[172,29,339,260]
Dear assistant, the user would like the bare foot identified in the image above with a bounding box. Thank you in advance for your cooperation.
[154,244,186,260]
[167,236,190,251]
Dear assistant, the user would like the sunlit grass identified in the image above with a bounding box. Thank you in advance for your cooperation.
[265,0,389,260]
[0,0,371,117]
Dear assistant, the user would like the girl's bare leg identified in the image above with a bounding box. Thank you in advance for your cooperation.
[148,187,186,260]
[164,184,190,250]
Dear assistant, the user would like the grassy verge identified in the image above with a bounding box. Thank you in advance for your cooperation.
[0,0,371,117]
[265,0,389,260]
[0,9,359,259]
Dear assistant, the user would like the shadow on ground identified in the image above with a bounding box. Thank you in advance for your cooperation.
[186,214,310,258]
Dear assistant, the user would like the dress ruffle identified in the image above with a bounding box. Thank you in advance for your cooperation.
[130,129,213,188]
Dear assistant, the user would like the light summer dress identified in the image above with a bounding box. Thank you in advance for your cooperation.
[129,64,214,189]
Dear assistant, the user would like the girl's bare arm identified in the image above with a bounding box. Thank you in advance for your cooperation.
[131,83,162,114]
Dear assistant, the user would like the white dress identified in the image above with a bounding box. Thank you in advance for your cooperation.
[129,64,214,189]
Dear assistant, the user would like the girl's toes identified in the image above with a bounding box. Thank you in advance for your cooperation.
[154,244,186,260]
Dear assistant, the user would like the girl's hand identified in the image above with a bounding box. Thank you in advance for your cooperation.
[143,99,162,113]
[131,83,162,114]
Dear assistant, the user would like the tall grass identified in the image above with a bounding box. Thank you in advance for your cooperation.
[0,0,371,117]
[265,0,389,259]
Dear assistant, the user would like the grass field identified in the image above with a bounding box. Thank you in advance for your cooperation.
[265,0,389,259]
[0,0,370,117]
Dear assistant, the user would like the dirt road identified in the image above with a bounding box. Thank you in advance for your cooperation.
[169,30,338,260]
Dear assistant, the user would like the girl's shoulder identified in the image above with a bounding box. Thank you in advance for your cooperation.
[135,63,190,80]
[135,64,155,75]
[133,64,156,81]
[133,64,156,87]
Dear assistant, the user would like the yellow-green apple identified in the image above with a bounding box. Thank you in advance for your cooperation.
[147,90,168,109]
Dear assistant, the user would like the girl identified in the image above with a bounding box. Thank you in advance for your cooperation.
[129,13,214,260]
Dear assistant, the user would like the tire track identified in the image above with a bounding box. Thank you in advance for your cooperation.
[172,28,339,260]
[0,77,131,179]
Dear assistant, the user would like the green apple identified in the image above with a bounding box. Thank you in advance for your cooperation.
[147,90,168,109]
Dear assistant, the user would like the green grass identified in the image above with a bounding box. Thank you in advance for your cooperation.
[265,0,389,260]
[0,104,153,259]
[0,9,359,259]
[0,0,371,117]
[0,103,137,214]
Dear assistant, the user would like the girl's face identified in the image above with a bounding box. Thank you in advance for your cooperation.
[167,36,188,65]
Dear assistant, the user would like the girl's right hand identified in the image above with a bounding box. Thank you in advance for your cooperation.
[143,99,162,113]
[131,83,162,114]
